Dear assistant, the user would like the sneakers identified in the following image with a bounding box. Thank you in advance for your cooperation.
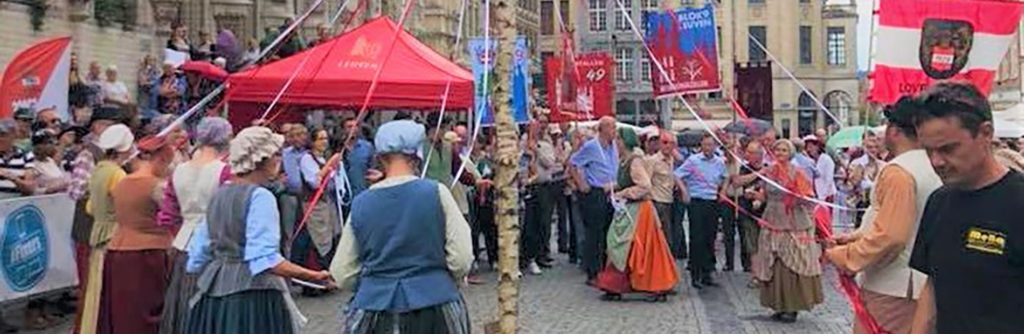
[527,261,543,275]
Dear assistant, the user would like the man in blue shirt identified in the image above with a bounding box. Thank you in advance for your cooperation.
[279,124,308,250]
[674,133,727,289]
[569,116,619,283]
[341,118,375,201]
[791,138,819,184]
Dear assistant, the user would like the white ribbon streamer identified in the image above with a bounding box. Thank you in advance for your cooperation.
[422,0,470,178]
[613,0,861,212]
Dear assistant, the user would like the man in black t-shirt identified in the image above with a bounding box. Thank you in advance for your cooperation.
[908,82,1024,334]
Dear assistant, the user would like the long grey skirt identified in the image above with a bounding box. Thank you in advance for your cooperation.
[343,298,470,334]
[186,289,294,334]
[159,250,198,334]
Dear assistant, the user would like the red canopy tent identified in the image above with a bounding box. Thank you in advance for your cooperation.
[226,17,474,126]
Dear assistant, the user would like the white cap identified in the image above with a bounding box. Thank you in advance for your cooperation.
[97,124,134,152]
[548,124,563,135]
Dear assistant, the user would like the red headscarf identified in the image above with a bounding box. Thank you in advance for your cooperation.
[768,158,814,214]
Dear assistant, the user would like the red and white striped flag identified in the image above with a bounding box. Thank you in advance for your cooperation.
[869,0,1022,104]
[0,37,72,120]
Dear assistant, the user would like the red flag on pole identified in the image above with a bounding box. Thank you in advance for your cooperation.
[869,0,1023,104]
[0,37,72,119]
[546,52,615,123]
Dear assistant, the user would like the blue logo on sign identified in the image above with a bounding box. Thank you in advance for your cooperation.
[1,205,49,292]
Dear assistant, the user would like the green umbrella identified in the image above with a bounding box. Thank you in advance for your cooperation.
[827,126,869,149]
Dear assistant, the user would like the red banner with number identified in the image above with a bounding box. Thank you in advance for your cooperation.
[546,52,614,123]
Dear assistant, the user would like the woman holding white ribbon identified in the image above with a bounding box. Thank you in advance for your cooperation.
[751,139,824,323]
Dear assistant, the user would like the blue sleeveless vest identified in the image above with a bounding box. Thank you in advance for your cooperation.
[349,178,460,312]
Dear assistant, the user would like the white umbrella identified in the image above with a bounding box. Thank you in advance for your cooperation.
[993,112,1024,138]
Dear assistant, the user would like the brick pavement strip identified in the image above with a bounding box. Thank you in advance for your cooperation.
[31,260,853,334]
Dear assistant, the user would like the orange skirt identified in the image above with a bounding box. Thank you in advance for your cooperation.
[596,201,678,293]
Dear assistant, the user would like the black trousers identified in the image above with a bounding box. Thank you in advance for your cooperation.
[718,201,744,270]
[522,183,555,263]
[687,199,719,279]
[473,203,498,267]
[671,198,689,259]
[654,201,675,256]
[553,180,572,254]
[538,182,557,260]
[580,189,613,279]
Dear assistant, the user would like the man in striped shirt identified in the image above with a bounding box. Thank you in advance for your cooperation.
[0,119,36,199]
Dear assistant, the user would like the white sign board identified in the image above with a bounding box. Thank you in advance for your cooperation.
[0,195,77,301]
[163,49,189,68]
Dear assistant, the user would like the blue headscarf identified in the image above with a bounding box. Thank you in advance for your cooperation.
[374,120,425,159]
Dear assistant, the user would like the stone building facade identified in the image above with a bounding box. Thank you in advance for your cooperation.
[571,0,860,137]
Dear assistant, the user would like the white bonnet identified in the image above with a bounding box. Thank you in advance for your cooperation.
[229,126,284,175]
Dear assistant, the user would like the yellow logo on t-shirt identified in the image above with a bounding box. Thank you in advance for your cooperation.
[965,227,1007,255]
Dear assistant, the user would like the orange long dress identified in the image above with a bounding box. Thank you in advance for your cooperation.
[595,154,679,295]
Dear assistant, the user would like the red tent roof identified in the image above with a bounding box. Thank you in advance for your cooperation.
[227,17,474,110]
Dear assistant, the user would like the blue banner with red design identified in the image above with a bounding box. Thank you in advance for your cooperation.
[643,4,721,98]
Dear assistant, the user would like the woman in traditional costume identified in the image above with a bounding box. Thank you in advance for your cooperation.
[79,124,135,334]
[186,126,332,334]
[751,139,824,323]
[157,117,233,334]
[293,127,341,294]
[99,135,176,333]
[594,128,679,301]
[330,120,474,333]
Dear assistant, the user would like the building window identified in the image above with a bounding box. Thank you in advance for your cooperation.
[640,56,651,82]
[642,0,659,11]
[781,119,791,139]
[748,26,767,62]
[616,99,637,123]
[541,1,554,36]
[707,91,722,100]
[680,0,695,6]
[616,48,634,82]
[589,0,608,32]
[559,0,570,30]
[615,0,632,31]
[799,26,812,64]
[827,27,847,66]
[798,92,817,136]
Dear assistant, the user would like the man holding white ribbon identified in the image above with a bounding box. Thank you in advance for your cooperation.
[826,97,942,334]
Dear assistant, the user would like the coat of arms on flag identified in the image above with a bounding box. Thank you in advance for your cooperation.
[919,19,973,79]
[869,0,1022,104]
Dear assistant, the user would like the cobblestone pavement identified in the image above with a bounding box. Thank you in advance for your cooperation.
[294,258,854,334]
[30,254,854,334]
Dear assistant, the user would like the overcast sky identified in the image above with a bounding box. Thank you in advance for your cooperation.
[856,1,873,71]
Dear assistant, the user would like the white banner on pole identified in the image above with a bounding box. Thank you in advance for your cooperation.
[0,194,76,302]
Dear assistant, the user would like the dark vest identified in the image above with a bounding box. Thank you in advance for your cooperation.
[193,184,289,302]
[617,155,637,191]
[349,178,459,312]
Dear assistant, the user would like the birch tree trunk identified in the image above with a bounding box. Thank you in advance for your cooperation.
[490,0,520,333]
